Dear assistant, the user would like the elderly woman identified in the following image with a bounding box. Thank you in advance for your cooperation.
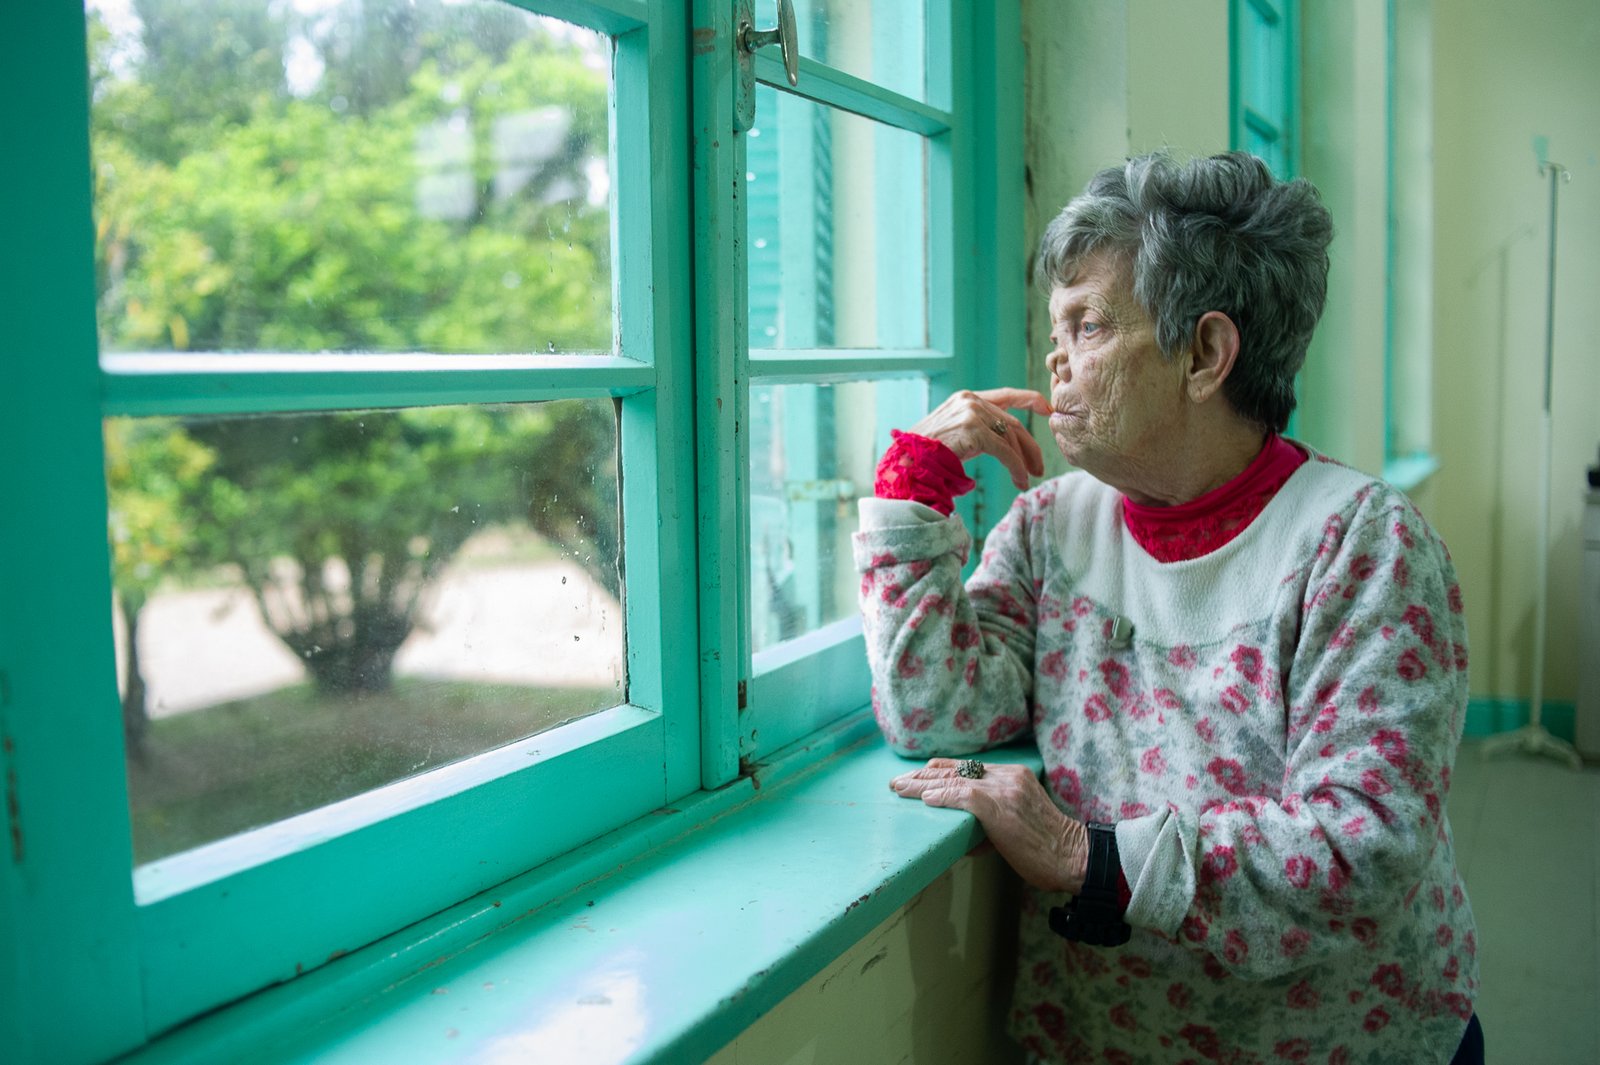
[855,152,1482,1065]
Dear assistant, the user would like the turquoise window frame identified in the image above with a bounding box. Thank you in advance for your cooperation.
[1382,0,1401,464]
[3,0,697,1055]
[1,0,1026,1060]
[696,0,1022,773]
[1229,0,1299,181]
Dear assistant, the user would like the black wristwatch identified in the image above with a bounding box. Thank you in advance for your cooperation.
[1048,821,1132,947]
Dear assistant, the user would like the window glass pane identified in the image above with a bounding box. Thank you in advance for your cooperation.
[87,0,613,357]
[749,378,927,653]
[794,0,926,101]
[107,401,624,863]
[747,86,928,350]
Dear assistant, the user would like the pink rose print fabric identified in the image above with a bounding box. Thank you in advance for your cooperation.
[854,452,1477,1064]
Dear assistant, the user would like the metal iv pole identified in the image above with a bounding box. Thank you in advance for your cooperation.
[1484,159,1582,769]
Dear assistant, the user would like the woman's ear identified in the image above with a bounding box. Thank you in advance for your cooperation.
[1187,311,1241,403]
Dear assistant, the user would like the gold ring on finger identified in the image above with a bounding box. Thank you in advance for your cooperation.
[991,420,1008,436]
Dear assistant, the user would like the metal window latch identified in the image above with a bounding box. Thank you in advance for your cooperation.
[734,0,798,131]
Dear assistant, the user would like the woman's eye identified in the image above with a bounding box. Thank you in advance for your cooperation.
[1080,320,1101,338]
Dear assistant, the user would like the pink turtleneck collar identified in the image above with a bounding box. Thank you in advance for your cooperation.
[1120,435,1307,562]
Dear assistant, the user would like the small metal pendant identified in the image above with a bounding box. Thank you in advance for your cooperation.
[1108,616,1135,650]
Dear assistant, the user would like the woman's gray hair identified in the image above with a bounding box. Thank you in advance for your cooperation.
[1035,151,1333,433]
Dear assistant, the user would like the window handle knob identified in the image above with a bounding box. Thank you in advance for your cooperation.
[738,0,799,87]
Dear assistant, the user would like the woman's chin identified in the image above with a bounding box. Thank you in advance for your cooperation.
[1048,418,1086,463]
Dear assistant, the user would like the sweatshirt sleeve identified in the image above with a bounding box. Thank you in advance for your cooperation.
[1114,486,1470,981]
[852,490,1043,757]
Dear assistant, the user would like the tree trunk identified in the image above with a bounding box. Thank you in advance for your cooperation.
[295,600,413,697]
[301,639,403,696]
[120,592,150,760]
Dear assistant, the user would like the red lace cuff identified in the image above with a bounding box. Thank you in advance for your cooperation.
[874,430,976,517]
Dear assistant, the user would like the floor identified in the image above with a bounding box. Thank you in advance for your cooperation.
[1447,739,1600,1063]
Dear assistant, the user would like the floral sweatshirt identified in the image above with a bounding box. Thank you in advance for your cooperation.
[853,451,1478,1065]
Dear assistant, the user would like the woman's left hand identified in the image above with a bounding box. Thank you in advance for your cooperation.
[890,758,1088,894]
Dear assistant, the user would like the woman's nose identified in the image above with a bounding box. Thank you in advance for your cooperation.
[1046,347,1068,382]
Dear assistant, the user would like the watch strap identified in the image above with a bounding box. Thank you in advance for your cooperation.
[1048,822,1132,947]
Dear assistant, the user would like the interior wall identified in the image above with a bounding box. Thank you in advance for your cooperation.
[1296,0,1390,476]
[1429,0,1600,709]
[706,852,1022,1065]
[1022,0,1230,477]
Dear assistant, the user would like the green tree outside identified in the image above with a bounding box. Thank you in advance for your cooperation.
[93,0,621,732]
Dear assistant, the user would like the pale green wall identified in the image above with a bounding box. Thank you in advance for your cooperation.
[1126,0,1230,155]
[1429,0,1600,709]
[1296,0,1391,476]
[707,853,1023,1065]
[1022,0,1230,477]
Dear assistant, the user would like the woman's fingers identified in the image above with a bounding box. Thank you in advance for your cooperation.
[993,419,1044,488]
[975,390,1050,487]
[888,759,1085,893]
[907,389,1050,473]
[889,758,957,796]
[901,386,1050,490]
[974,386,1053,418]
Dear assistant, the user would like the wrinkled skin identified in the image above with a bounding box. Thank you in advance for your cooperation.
[1044,254,1194,504]
[906,387,1052,491]
[890,759,1089,894]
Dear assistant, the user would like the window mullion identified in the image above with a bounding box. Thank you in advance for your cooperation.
[752,53,951,135]
[691,0,750,789]
[615,5,699,798]
[502,0,649,35]
[0,5,147,1061]
[100,355,654,417]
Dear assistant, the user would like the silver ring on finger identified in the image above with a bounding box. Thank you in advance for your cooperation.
[990,420,1008,436]
[956,758,986,779]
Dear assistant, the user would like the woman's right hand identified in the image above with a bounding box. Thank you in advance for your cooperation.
[908,387,1053,491]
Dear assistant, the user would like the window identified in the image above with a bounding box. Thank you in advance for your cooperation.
[694,0,1014,776]
[1230,0,1299,180]
[0,0,1019,1058]
[725,0,960,762]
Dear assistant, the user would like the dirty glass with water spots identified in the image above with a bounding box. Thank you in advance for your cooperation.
[749,378,927,653]
[745,85,928,352]
[791,0,927,102]
[106,402,624,863]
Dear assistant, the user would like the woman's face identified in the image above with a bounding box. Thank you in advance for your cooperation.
[1045,253,1190,498]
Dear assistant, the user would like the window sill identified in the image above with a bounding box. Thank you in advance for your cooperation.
[125,712,1040,1065]
[1382,451,1441,493]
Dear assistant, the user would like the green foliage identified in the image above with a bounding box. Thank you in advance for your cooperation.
[104,418,220,745]
[93,18,611,354]
[92,0,623,708]
[104,417,218,600]
[184,403,619,695]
